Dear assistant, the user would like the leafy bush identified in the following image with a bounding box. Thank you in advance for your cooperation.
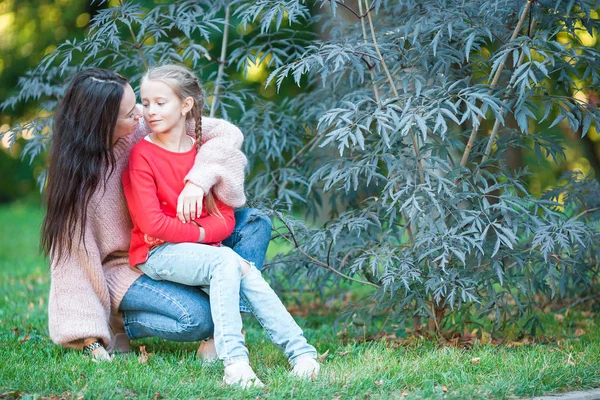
[3,0,600,336]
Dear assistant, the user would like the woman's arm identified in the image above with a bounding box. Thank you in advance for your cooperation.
[181,117,247,216]
[48,228,112,350]
[131,109,151,144]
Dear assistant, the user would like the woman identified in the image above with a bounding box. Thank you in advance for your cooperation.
[42,68,271,361]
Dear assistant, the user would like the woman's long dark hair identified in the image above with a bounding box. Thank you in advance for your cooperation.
[41,68,128,261]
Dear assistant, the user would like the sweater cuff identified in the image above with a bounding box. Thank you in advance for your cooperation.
[185,170,218,194]
[50,317,112,350]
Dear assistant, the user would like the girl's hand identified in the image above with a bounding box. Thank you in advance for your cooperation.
[177,182,204,223]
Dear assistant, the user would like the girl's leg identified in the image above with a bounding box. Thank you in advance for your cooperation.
[119,275,214,342]
[138,243,248,366]
[239,264,318,369]
[222,208,271,312]
[222,208,271,270]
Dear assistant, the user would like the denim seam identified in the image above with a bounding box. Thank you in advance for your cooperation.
[123,280,192,335]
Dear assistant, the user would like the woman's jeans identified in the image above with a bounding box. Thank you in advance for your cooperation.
[120,209,271,344]
[134,242,316,366]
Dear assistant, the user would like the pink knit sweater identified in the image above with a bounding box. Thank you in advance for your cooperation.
[48,117,247,349]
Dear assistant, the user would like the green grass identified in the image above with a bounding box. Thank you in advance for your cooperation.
[1,202,600,399]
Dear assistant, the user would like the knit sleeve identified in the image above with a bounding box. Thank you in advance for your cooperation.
[184,117,248,208]
[48,224,112,350]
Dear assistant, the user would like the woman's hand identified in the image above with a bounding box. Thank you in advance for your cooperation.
[177,182,204,223]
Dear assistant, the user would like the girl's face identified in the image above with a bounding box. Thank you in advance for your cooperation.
[114,83,142,141]
[140,79,192,136]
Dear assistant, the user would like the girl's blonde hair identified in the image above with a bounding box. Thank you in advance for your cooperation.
[142,64,222,219]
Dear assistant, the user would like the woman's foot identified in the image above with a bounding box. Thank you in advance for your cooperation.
[223,360,264,388]
[291,356,320,380]
[107,312,130,354]
[83,339,113,362]
[196,338,218,363]
[90,346,113,361]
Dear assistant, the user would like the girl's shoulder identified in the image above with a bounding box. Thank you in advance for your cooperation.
[127,137,155,167]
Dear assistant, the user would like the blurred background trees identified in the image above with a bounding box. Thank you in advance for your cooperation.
[2,0,600,338]
[0,0,103,202]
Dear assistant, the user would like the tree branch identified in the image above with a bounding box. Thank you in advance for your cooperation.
[210,6,230,118]
[335,1,360,19]
[118,0,148,70]
[459,0,533,167]
[358,0,380,104]
[279,218,380,288]
[481,50,526,163]
[363,0,425,184]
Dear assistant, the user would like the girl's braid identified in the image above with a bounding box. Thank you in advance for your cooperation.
[194,82,204,151]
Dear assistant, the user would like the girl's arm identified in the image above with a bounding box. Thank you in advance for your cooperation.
[194,199,236,244]
[124,150,202,243]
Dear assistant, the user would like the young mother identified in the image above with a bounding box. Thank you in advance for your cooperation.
[41,68,270,360]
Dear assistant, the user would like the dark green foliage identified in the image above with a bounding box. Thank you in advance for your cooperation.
[2,0,600,336]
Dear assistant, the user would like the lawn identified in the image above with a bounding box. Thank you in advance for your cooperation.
[1,201,600,399]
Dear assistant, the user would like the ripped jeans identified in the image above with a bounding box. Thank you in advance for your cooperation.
[136,242,316,366]
[120,208,270,340]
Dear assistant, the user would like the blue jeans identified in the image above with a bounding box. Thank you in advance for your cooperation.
[120,208,271,343]
[223,208,272,312]
[135,243,316,366]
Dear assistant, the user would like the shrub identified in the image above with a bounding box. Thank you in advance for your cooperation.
[3,0,600,336]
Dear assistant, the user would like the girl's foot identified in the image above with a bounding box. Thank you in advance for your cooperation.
[223,360,264,388]
[196,338,218,363]
[291,356,320,380]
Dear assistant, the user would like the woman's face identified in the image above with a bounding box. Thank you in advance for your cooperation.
[114,83,142,141]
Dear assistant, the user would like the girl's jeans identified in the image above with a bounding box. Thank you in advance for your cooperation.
[120,209,268,342]
[136,242,316,366]
[119,209,317,365]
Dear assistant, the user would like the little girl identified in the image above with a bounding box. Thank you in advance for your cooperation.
[122,64,319,388]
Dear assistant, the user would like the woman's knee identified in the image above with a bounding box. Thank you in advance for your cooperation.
[252,212,272,237]
[236,208,272,235]
[176,295,214,341]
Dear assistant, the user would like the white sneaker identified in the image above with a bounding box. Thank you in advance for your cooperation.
[196,338,218,363]
[291,356,320,380]
[223,360,264,388]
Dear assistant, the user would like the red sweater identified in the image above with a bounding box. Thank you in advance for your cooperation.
[123,138,235,266]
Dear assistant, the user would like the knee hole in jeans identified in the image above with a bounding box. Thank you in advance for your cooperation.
[241,260,251,276]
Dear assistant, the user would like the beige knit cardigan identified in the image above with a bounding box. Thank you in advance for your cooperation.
[48,117,247,349]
